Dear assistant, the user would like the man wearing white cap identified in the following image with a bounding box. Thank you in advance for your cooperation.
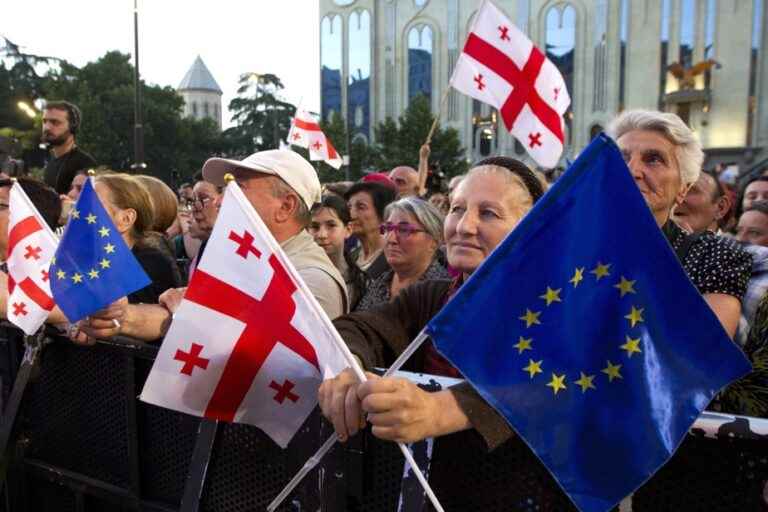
[78,150,348,342]
[202,149,347,318]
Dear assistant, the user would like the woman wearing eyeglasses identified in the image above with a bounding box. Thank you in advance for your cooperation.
[354,197,449,312]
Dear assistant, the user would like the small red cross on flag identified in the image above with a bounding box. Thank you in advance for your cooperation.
[140,181,351,448]
[287,110,344,169]
[6,182,58,335]
[449,0,570,168]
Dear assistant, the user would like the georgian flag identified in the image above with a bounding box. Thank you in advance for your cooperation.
[140,181,351,448]
[450,0,571,168]
[288,110,344,169]
[6,182,58,335]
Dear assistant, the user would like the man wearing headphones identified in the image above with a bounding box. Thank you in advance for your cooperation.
[42,100,97,194]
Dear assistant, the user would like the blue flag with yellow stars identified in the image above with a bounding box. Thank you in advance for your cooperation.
[427,134,751,512]
[50,177,150,322]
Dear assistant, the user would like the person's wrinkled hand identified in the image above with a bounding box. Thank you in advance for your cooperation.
[358,375,440,443]
[318,367,368,442]
[419,144,431,160]
[159,287,187,314]
[78,297,128,340]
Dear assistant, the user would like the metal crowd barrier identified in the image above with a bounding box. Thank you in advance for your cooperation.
[1,323,768,512]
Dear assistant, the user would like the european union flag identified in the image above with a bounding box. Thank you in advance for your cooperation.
[427,135,751,512]
[50,178,150,322]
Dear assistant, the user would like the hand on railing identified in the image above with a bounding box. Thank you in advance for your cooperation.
[72,297,128,344]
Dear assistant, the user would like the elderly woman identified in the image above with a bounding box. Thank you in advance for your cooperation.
[344,182,396,279]
[355,197,449,311]
[608,110,751,338]
[319,156,544,447]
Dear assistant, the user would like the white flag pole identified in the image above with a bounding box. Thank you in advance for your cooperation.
[266,329,434,512]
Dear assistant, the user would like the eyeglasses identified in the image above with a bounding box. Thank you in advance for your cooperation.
[190,196,214,210]
[379,222,426,237]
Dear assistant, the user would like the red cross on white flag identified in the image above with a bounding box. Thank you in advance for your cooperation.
[7,182,58,335]
[450,0,571,168]
[139,181,351,448]
[287,110,344,169]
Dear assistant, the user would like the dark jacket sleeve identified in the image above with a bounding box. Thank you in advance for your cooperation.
[333,279,514,451]
[333,279,450,370]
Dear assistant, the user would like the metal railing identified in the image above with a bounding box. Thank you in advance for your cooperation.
[1,325,767,512]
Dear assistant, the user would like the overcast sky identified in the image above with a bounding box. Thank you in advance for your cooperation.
[3,0,320,128]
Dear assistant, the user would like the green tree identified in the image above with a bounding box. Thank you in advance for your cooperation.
[39,51,225,183]
[370,94,467,179]
[224,73,296,156]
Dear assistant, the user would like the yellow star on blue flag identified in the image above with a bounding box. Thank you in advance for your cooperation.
[50,178,150,322]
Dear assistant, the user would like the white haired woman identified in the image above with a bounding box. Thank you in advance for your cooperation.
[354,197,450,312]
[608,110,751,338]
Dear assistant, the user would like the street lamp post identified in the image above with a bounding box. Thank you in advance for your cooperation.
[131,0,146,173]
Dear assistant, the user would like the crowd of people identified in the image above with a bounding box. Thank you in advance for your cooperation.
[2,100,768,454]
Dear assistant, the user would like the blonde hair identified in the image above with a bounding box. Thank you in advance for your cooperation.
[607,110,703,186]
[465,165,535,219]
[94,174,155,241]
[135,175,178,232]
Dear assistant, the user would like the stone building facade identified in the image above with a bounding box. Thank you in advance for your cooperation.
[319,0,767,172]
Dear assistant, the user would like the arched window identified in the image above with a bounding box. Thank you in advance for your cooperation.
[679,0,696,69]
[408,25,433,104]
[348,9,371,139]
[545,5,576,146]
[191,101,198,116]
[321,15,343,126]
[203,102,210,116]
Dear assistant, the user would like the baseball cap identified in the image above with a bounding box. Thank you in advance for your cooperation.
[202,150,321,210]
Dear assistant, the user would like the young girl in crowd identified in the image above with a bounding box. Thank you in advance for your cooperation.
[309,195,366,311]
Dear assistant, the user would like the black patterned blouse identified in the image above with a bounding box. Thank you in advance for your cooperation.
[662,221,751,300]
[354,259,450,312]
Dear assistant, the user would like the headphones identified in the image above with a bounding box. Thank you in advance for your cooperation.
[46,101,81,136]
[65,102,81,136]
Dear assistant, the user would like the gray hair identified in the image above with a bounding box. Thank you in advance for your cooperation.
[606,110,703,186]
[384,196,444,243]
[270,176,311,227]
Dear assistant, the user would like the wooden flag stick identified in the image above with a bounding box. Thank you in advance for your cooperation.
[424,87,451,146]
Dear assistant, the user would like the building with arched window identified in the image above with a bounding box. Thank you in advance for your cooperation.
[320,0,767,172]
[178,56,223,130]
